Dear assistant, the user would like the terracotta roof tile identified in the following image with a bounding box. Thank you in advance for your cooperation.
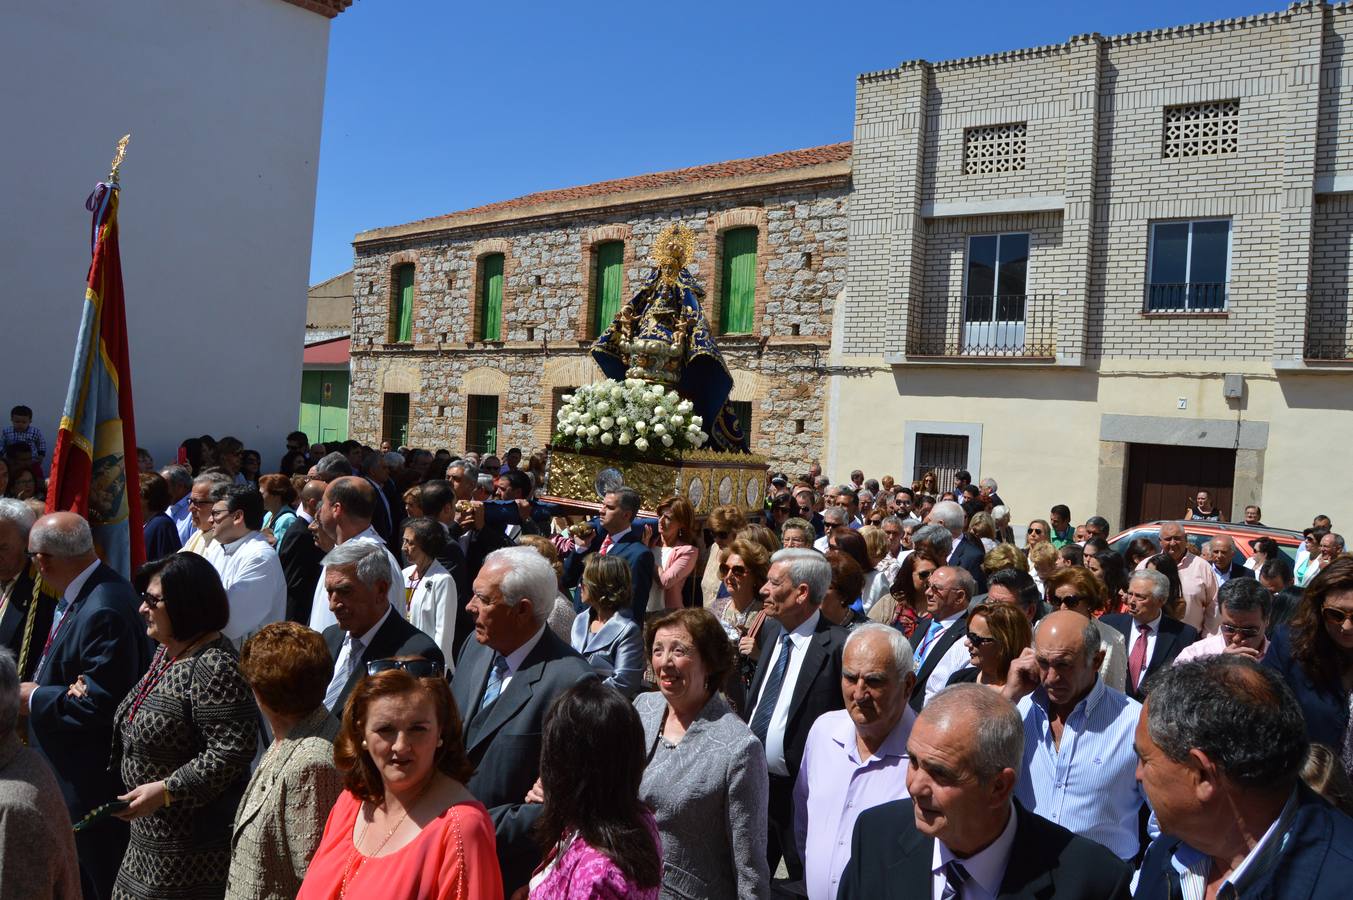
[278,0,353,19]
[398,142,851,231]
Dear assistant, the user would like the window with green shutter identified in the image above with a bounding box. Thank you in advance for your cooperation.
[394,264,414,342]
[720,227,757,334]
[479,254,504,341]
[467,394,499,455]
[593,242,624,336]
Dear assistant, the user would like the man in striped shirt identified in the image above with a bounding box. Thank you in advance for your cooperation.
[1004,610,1147,860]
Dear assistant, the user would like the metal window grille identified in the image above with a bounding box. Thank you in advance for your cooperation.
[963,123,1027,175]
[1163,101,1239,158]
[913,434,969,493]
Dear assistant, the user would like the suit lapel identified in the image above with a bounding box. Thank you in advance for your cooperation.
[784,624,830,723]
[466,642,547,754]
[997,804,1055,899]
[41,564,108,680]
[347,614,402,700]
[456,641,494,741]
[892,803,935,888]
[1148,623,1177,676]
[745,620,782,716]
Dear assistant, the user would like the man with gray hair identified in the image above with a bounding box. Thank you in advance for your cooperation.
[1102,568,1200,702]
[746,547,847,881]
[23,512,151,898]
[1002,611,1146,861]
[181,471,232,556]
[308,476,406,632]
[450,545,595,896]
[836,683,1132,898]
[0,499,56,680]
[979,476,1004,509]
[319,541,442,715]
[925,500,987,592]
[0,647,81,898]
[1134,656,1353,897]
[911,565,977,711]
[794,623,917,900]
[159,464,195,544]
[813,505,850,552]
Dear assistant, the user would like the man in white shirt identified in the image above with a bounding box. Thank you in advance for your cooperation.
[307,477,405,632]
[814,506,849,552]
[204,484,286,646]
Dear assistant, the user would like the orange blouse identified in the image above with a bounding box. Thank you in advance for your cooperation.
[297,790,502,900]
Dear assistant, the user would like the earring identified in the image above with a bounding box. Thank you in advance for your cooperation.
[437,739,443,746]
[362,740,368,748]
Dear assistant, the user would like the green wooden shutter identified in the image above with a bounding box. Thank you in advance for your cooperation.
[467,395,499,454]
[593,242,624,336]
[480,254,503,341]
[396,265,414,342]
[720,227,757,334]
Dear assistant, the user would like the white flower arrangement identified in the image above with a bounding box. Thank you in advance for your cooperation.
[554,379,707,457]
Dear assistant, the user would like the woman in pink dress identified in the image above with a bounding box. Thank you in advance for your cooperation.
[524,680,661,900]
[654,496,698,610]
[297,659,501,900]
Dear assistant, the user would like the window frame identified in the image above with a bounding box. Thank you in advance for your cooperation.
[466,394,500,455]
[478,253,504,341]
[592,241,624,338]
[719,226,759,335]
[392,263,415,343]
[1144,218,1233,313]
[961,232,1031,325]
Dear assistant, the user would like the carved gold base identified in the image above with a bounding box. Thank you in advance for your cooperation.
[546,448,769,516]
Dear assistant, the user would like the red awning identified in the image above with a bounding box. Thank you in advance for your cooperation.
[303,337,350,366]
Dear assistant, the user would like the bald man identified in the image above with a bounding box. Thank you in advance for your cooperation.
[1003,610,1146,860]
[307,477,406,632]
[24,512,152,898]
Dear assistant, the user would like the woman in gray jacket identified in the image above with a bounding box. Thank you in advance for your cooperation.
[635,607,770,899]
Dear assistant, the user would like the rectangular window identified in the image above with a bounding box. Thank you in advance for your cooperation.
[720,227,757,334]
[466,394,499,455]
[593,242,624,336]
[1146,220,1230,312]
[1163,101,1239,159]
[479,254,503,341]
[963,122,1027,175]
[963,233,1029,351]
[913,433,969,492]
[381,393,409,449]
[394,264,414,343]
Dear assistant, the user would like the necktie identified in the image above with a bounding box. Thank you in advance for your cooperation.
[750,633,794,744]
[1128,623,1151,690]
[942,860,970,900]
[324,636,363,711]
[599,534,614,556]
[47,597,70,642]
[479,654,509,714]
[914,620,944,666]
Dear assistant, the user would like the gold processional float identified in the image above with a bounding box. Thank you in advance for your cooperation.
[542,223,767,518]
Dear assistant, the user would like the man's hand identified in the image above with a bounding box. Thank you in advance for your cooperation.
[1001,648,1041,702]
[524,777,545,804]
[455,501,485,532]
[1222,644,1264,660]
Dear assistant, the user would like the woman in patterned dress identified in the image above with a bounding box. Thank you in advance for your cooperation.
[102,553,258,899]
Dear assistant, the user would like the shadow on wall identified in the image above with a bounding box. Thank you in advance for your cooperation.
[1276,372,1353,410]
[890,365,1100,404]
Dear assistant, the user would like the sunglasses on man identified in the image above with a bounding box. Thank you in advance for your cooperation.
[366,658,445,678]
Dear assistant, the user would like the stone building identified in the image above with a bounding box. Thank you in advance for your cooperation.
[833,1,1353,531]
[348,145,850,471]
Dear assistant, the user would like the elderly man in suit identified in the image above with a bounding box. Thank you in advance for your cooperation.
[451,546,595,897]
[1101,568,1199,701]
[278,479,326,624]
[911,565,976,711]
[22,512,152,900]
[562,487,655,622]
[837,683,1133,899]
[743,547,847,881]
[0,499,56,679]
[926,500,988,593]
[1135,656,1353,897]
[307,477,405,633]
[319,541,443,715]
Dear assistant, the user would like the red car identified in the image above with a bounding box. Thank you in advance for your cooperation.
[1108,520,1302,565]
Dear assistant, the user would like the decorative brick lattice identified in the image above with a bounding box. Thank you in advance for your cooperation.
[1162,100,1239,158]
[963,123,1027,175]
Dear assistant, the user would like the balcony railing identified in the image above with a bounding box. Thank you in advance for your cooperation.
[906,294,1056,359]
[1143,282,1228,313]
[1305,291,1353,361]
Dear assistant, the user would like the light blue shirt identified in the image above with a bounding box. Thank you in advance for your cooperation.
[1015,677,1147,860]
[1165,789,1299,898]
[170,494,195,544]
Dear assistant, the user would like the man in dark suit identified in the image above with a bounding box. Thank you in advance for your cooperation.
[1101,568,1198,701]
[278,480,326,624]
[1208,534,1254,584]
[0,500,56,680]
[361,450,406,558]
[926,500,988,593]
[318,541,443,715]
[1135,655,1353,898]
[743,548,846,881]
[451,546,595,897]
[22,512,153,900]
[837,683,1133,900]
[562,487,654,622]
[910,566,975,711]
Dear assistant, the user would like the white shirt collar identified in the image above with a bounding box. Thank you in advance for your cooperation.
[298,508,315,524]
[785,609,821,643]
[63,558,102,606]
[1138,612,1163,633]
[352,604,393,649]
[502,624,548,675]
[935,802,1020,896]
[220,530,262,556]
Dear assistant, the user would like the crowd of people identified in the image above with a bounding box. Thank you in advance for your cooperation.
[1,421,1351,900]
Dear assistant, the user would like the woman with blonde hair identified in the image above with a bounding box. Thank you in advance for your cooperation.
[653,495,698,610]
[1028,541,1059,596]
[946,603,1032,689]
[968,511,998,553]
[570,555,644,698]
[707,537,770,712]
[983,543,1029,576]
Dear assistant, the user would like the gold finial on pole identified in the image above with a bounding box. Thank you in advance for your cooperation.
[108,134,131,184]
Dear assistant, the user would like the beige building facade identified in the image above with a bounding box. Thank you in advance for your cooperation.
[348,145,849,472]
[836,1,1353,532]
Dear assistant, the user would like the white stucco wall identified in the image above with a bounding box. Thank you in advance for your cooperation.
[0,0,330,469]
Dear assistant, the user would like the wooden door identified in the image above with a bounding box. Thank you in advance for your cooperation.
[1125,443,1236,525]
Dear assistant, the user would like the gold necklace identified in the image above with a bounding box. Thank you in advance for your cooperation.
[337,785,427,898]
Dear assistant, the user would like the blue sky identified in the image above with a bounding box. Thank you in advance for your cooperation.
[308,0,1279,283]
